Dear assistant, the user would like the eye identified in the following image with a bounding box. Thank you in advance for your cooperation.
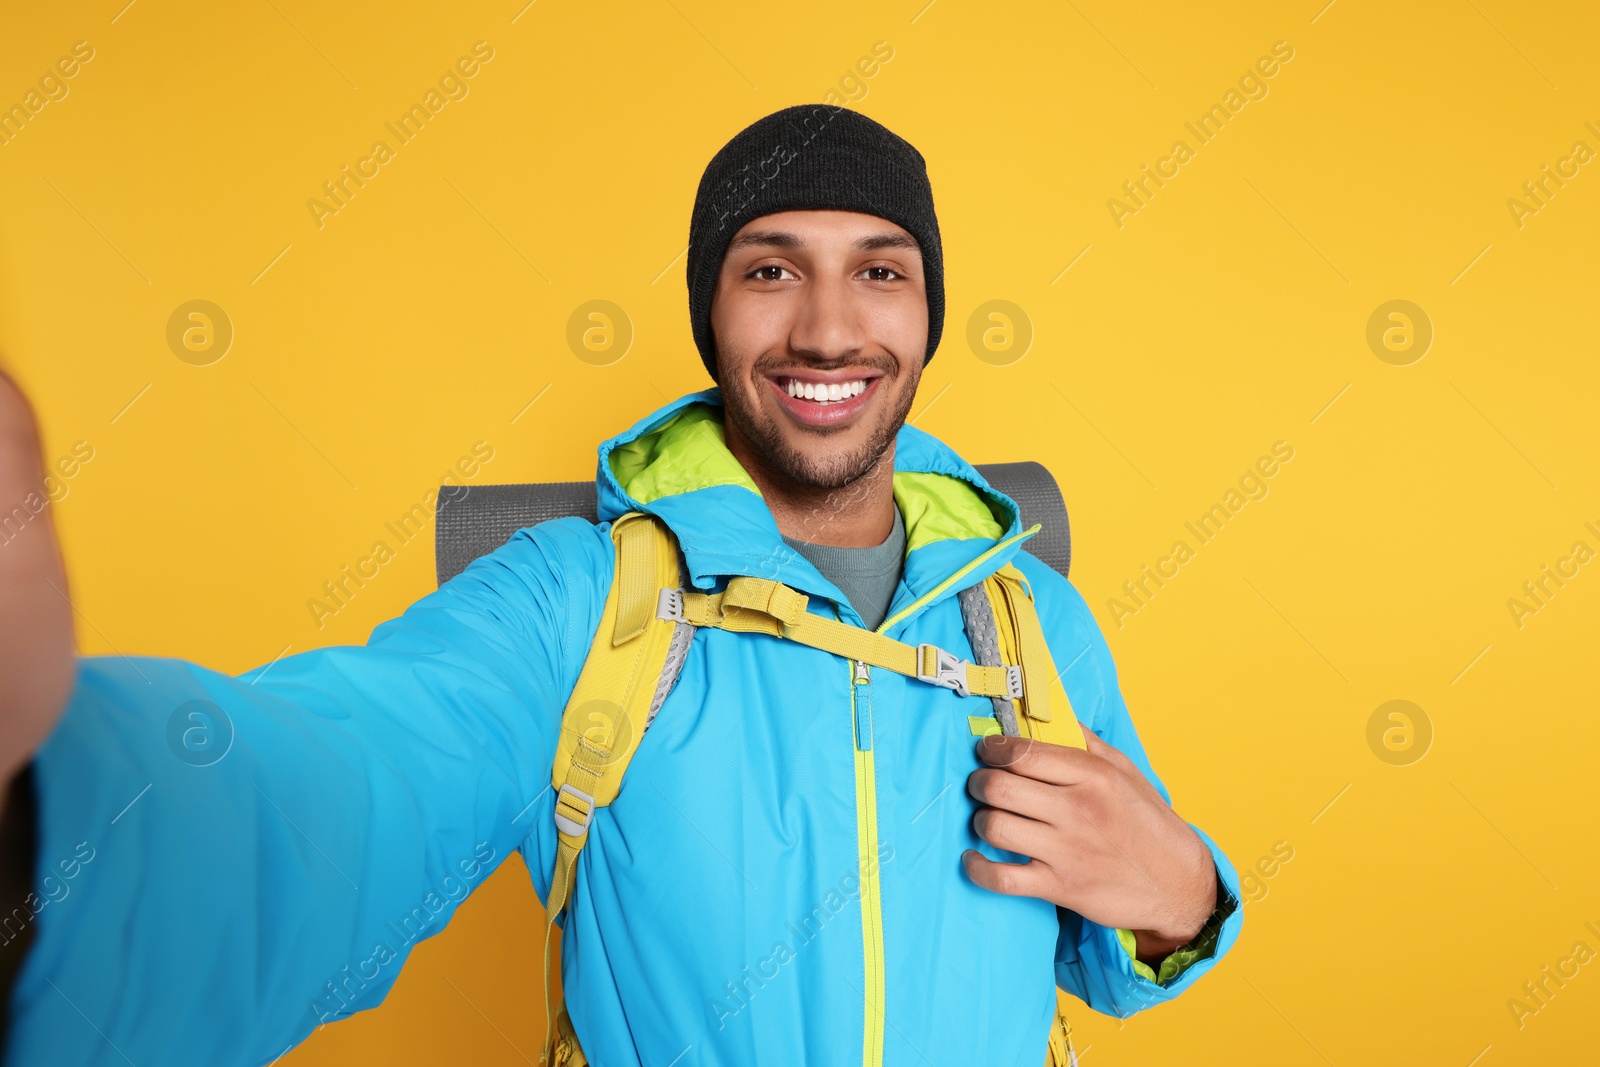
[748,264,796,282]
[862,265,902,282]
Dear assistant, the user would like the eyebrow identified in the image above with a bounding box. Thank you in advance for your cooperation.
[726,229,920,255]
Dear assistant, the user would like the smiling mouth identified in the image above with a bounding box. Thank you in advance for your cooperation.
[773,375,874,404]
[765,372,884,428]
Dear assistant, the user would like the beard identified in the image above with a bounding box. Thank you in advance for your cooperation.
[721,350,920,492]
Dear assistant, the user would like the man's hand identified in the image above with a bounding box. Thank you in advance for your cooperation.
[962,725,1217,966]
[0,369,75,794]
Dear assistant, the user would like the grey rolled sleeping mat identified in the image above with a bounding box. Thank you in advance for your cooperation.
[434,460,1071,587]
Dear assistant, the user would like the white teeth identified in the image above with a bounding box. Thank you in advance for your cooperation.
[784,378,868,403]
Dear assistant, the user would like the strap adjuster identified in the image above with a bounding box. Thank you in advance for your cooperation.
[656,587,684,622]
[554,782,595,837]
[1005,664,1024,700]
[916,643,971,698]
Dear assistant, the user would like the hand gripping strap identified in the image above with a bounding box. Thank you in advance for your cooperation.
[543,511,683,1064]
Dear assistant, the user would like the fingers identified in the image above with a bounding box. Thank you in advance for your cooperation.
[975,726,1151,794]
[971,804,1055,859]
[975,732,1101,786]
[966,766,1060,823]
[961,848,1054,899]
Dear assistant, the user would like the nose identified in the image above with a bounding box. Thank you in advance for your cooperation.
[787,270,867,364]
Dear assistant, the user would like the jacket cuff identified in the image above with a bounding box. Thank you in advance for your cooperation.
[1113,863,1238,985]
[1056,824,1244,1016]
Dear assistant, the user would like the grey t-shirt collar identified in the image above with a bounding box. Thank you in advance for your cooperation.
[779,504,906,631]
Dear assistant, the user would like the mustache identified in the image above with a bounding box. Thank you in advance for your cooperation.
[753,353,900,379]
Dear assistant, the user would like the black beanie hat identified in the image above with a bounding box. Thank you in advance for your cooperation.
[686,104,944,383]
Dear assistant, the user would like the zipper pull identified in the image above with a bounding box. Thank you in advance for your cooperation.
[852,660,874,751]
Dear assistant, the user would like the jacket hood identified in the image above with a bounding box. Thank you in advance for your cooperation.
[594,387,1039,632]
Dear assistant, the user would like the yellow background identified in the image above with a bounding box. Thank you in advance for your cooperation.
[4,0,1598,1063]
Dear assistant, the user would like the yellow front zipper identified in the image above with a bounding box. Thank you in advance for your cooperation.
[847,523,1041,1067]
[850,673,886,1067]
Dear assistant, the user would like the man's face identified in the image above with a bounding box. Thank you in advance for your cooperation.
[710,209,928,492]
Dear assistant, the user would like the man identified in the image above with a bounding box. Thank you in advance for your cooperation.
[0,104,1241,1065]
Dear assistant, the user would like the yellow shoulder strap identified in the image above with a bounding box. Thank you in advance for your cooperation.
[675,577,1022,701]
[984,564,1087,750]
[541,510,681,1064]
[992,568,1087,1065]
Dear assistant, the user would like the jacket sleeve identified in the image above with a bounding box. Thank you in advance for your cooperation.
[3,517,608,1067]
[1111,866,1238,985]
[1013,551,1245,1018]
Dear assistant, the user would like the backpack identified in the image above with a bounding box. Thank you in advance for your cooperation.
[541,510,1085,1066]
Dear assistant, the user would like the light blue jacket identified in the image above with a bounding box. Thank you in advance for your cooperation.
[8,388,1242,1066]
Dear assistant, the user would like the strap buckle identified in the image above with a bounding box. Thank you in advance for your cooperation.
[656,587,684,623]
[554,782,595,837]
[1005,664,1024,700]
[916,643,971,698]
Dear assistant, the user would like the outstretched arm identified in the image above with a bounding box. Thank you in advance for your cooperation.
[0,370,75,805]
[0,370,72,1039]
[0,370,607,1067]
